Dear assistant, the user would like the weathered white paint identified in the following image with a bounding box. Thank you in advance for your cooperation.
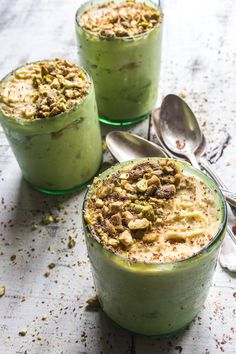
[0,0,235,353]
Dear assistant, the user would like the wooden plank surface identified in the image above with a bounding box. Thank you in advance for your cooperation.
[0,0,236,353]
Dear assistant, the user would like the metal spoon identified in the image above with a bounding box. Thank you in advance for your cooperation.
[152,107,206,160]
[155,95,236,210]
[159,94,202,169]
[106,131,168,161]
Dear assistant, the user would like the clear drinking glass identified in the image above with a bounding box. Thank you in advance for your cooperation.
[83,158,227,336]
[76,0,163,125]
[0,62,102,194]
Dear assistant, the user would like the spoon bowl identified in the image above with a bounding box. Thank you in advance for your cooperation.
[106,131,168,162]
[159,94,203,168]
[152,107,206,159]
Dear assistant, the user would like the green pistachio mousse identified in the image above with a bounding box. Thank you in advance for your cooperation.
[0,58,102,194]
[83,158,227,335]
[76,0,163,125]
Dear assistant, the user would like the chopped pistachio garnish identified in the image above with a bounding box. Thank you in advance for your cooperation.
[79,0,162,38]
[136,178,148,192]
[10,254,16,261]
[95,199,104,208]
[84,159,221,263]
[105,219,116,234]
[128,218,150,230]
[53,215,61,223]
[48,262,56,269]
[41,215,54,225]
[31,223,38,230]
[119,230,133,246]
[0,287,5,297]
[108,238,120,246]
[0,58,90,120]
[142,232,158,243]
[19,329,27,336]
[57,203,65,210]
[68,237,76,249]
[110,201,123,214]
[44,271,51,277]
[120,173,129,179]
[86,295,100,310]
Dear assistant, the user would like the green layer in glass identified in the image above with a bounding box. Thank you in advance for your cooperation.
[83,158,227,336]
[0,62,102,194]
[76,0,163,125]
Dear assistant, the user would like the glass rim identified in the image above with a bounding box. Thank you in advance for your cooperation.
[83,157,228,267]
[75,0,163,41]
[0,59,93,125]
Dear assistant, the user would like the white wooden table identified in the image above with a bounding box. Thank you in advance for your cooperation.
[0,0,236,353]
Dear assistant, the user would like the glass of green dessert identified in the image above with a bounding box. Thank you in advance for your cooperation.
[76,0,163,125]
[0,58,102,194]
[83,158,227,336]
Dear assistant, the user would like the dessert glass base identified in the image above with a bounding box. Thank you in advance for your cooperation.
[104,310,194,338]
[32,182,88,195]
[99,113,149,126]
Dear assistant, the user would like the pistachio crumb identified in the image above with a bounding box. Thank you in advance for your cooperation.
[136,179,148,192]
[31,223,38,230]
[10,254,16,261]
[41,215,54,225]
[53,215,61,223]
[128,218,150,230]
[143,232,158,243]
[0,287,5,297]
[48,262,56,269]
[19,329,27,336]
[57,203,65,210]
[86,295,100,311]
[108,238,120,247]
[68,238,76,249]
[119,230,133,247]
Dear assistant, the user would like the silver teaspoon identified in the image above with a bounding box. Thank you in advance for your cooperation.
[159,94,202,169]
[156,95,236,211]
[106,131,167,162]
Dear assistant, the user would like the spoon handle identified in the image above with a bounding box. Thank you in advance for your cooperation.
[221,189,236,209]
[227,226,236,246]
[200,158,236,216]
[186,152,201,169]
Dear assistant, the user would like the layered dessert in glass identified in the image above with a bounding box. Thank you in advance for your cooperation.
[0,58,102,194]
[83,158,227,335]
[76,0,163,125]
